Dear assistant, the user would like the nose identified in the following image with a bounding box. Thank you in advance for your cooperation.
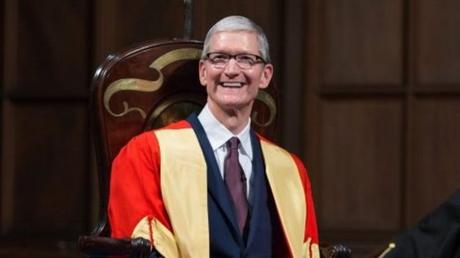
[223,58,241,77]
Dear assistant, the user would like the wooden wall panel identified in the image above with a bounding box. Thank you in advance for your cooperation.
[2,102,88,237]
[94,0,284,65]
[117,0,185,41]
[318,99,402,230]
[2,1,91,254]
[407,98,460,225]
[8,0,90,98]
[95,0,186,62]
[0,0,4,230]
[416,0,460,84]
[0,0,3,85]
[321,0,402,85]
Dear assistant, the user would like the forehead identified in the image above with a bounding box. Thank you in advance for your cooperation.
[208,31,259,54]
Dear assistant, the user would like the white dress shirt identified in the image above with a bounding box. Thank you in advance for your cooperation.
[198,104,253,197]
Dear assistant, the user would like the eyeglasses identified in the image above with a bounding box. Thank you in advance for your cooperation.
[205,52,266,69]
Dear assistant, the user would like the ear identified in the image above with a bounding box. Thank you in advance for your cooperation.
[199,60,207,86]
[258,63,273,89]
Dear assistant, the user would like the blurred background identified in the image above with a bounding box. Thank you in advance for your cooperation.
[1,0,459,257]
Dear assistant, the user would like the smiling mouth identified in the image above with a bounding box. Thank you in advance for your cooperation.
[220,82,245,88]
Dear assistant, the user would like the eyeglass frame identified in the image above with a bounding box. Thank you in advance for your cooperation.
[204,52,267,69]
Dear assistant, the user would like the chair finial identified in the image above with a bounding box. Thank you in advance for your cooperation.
[184,0,193,39]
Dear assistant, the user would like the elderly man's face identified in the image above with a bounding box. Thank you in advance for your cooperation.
[199,31,273,113]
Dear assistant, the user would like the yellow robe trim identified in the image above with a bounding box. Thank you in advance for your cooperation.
[132,216,179,258]
[155,128,209,258]
[312,243,320,258]
[132,129,315,258]
[302,237,320,258]
[260,140,316,258]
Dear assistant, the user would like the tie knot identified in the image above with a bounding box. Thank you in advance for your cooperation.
[227,137,240,150]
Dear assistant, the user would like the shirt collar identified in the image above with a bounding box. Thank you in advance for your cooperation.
[198,104,253,159]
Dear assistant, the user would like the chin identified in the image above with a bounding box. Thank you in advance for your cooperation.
[210,95,253,111]
[222,101,253,111]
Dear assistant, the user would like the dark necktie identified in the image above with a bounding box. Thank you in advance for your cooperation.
[224,137,249,234]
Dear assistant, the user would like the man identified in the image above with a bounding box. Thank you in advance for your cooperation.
[108,15,319,258]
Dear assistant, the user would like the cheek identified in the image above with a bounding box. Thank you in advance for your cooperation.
[201,70,221,86]
[247,73,265,89]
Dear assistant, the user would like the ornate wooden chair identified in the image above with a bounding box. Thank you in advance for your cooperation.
[78,39,351,258]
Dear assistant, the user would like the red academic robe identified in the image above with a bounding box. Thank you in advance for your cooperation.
[108,120,319,258]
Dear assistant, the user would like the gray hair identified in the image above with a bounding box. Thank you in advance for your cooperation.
[201,15,271,63]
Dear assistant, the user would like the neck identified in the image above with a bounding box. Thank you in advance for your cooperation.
[207,101,252,135]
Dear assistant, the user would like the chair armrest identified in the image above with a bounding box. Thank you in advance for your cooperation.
[78,235,161,258]
[78,236,351,258]
[320,244,352,258]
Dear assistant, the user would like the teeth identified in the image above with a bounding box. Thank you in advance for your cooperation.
[222,82,243,87]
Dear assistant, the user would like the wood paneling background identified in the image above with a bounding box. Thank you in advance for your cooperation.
[305,0,460,256]
[1,0,459,257]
